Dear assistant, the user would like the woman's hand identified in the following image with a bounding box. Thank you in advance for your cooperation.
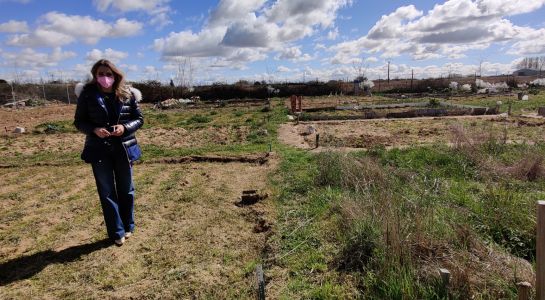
[93,127,111,138]
[110,124,125,137]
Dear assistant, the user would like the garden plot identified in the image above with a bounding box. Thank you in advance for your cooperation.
[279,94,545,150]
[279,115,545,150]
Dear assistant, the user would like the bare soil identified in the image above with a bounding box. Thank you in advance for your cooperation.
[279,115,545,150]
[0,104,74,132]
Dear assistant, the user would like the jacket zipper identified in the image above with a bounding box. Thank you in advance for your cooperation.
[115,97,131,165]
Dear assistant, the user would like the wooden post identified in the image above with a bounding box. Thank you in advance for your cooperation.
[439,268,450,297]
[537,201,545,300]
[315,133,320,148]
[517,282,531,300]
[256,264,265,300]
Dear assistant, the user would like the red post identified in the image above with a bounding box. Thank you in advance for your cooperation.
[290,95,296,113]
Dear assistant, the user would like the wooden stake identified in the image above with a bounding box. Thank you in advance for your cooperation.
[439,268,450,296]
[517,282,532,300]
[256,264,265,300]
[537,201,545,300]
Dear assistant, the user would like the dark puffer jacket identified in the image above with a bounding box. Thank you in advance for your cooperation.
[74,83,144,164]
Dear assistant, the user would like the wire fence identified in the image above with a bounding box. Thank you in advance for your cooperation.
[0,73,543,105]
[0,82,77,105]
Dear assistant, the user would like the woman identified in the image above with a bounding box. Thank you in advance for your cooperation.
[74,59,144,246]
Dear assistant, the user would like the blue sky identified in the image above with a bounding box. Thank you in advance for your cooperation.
[1,0,544,84]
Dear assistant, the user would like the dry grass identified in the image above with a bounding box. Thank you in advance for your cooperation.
[0,162,274,299]
[450,123,545,181]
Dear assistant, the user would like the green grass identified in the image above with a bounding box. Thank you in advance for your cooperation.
[270,141,544,298]
[34,120,78,134]
[446,90,545,115]
[0,150,80,166]
[142,102,288,131]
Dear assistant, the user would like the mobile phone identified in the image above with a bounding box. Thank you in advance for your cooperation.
[107,126,115,132]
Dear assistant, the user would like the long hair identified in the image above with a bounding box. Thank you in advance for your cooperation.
[89,59,131,100]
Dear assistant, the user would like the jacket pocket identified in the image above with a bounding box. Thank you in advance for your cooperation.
[126,144,142,162]
[81,142,105,163]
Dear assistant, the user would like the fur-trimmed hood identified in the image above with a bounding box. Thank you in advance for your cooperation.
[75,82,142,102]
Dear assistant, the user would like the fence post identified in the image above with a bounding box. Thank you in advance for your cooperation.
[537,201,545,300]
[256,264,265,300]
[517,282,531,300]
[439,268,450,297]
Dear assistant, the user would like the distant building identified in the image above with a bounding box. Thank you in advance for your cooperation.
[513,68,540,76]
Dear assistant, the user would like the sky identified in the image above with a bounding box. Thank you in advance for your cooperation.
[0,0,544,85]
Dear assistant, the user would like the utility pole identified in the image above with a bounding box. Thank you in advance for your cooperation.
[411,69,414,91]
[66,83,71,104]
[387,60,390,85]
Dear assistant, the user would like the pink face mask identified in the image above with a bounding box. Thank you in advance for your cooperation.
[97,76,115,89]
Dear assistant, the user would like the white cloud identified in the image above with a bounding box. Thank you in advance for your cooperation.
[86,48,128,64]
[209,0,267,27]
[221,17,276,48]
[0,47,76,69]
[277,65,292,72]
[249,59,518,83]
[93,0,173,29]
[7,12,143,47]
[330,0,545,63]
[109,18,143,37]
[266,0,351,29]
[476,0,545,16]
[327,27,339,40]
[93,0,167,12]
[154,0,351,68]
[0,0,31,3]
[144,65,158,74]
[0,20,29,33]
[277,47,302,60]
[120,64,139,73]
[154,28,228,58]
[275,46,314,62]
[509,28,545,56]
[7,29,74,48]
[225,48,267,63]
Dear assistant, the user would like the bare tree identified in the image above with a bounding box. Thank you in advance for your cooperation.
[352,56,369,81]
[517,56,545,75]
[174,54,194,89]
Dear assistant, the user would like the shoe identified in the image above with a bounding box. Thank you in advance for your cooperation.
[114,236,125,246]
[124,232,132,239]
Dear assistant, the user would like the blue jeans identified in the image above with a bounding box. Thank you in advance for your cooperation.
[91,145,135,240]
